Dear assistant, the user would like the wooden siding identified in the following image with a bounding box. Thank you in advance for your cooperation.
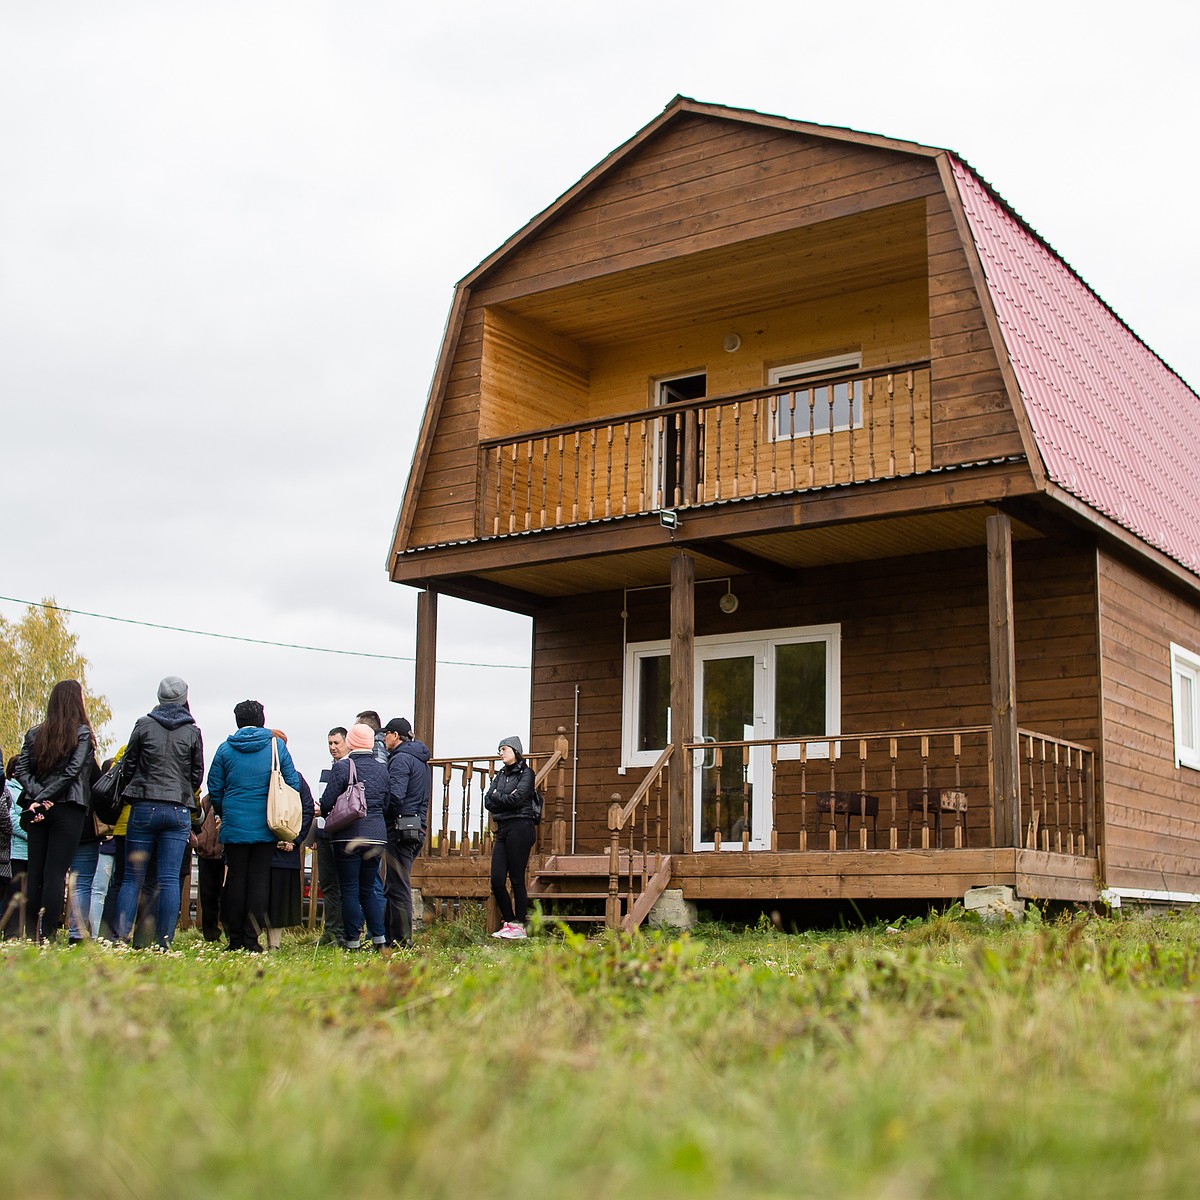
[1097,551,1200,892]
[927,190,1024,466]
[531,540,1100,852]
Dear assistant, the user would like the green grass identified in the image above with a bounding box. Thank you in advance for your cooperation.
[2,907,1200,1198]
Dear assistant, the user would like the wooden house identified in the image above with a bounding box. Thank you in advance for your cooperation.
[387,97,1200,927]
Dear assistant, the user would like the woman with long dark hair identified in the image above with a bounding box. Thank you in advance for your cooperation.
[14,680,97,941]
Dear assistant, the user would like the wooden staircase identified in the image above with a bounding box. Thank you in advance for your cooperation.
[528,853,674,932]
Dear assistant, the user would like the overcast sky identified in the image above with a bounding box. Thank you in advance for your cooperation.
[2,0,1197,789]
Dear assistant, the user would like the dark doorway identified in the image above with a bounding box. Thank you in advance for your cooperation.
[657,372,706,507]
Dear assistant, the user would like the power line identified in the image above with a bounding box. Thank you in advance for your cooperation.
[0,594,527,671]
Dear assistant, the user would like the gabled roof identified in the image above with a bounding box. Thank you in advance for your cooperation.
[950,158,1200,575]
[392,98,1200,585]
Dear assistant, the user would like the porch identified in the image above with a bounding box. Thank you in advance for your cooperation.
[412,723,1101,930]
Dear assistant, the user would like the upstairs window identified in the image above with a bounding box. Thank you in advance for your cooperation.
[770,353,862,439]
[1171,643,1200,770]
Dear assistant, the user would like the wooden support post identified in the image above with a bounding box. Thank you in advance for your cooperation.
[414,587,438,754]
[988,513,1020,848]
[606,799,623,930]
[669,552,695,855]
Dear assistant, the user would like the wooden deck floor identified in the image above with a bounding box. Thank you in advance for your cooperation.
[413,847,1100,904]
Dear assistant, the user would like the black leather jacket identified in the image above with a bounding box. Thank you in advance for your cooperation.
[484,759,537,824]
[119,705,204,809]
[15,724,94,809]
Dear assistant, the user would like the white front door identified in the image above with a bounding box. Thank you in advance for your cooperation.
[693,642,767,850]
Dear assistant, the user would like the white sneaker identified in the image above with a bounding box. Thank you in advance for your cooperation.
[491,922,516,939]
[498,923,527,940]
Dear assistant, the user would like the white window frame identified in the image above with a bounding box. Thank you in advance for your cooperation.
[768,353,862,441]
[621,624,841,768]
[1170,642,1200,771]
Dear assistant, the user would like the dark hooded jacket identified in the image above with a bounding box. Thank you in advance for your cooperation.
[387,737,431,834]
[484,756,537,825]
[120,704,204,809]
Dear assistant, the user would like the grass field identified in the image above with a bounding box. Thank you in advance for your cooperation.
[2,906,1199,1199]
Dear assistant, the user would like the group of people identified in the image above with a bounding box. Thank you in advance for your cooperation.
[1,674,542,949]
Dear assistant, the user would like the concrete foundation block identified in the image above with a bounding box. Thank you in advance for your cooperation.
[964,884,1026,923]
[412,888,425,923]
[647,889,697,930]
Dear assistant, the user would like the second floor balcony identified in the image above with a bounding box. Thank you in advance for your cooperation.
[477,360,932,538]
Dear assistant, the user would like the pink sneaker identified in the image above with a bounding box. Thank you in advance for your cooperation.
[491,922,517,939]
[497,923,527,940]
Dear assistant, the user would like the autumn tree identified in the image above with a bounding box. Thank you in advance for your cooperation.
[0,599,112,761]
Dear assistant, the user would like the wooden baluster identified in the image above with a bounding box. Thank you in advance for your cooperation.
[539,437,549,529]
[750,398,759,497]
[572,431,581,523]
[621,422,631,515]
[920,735,931,849]
[799,742,808,851]
[1040,740,1050,852]
[769,396,779,492]
[673,411,683,508]
[606,799,622,929]
[867,376,876,480]
[493,446,502,535]
[588,429,597,520]
[827,386,836,486]
[858,739,869,850]
[787,392,797,490]
[770,743,779,851]
[1024,736,1036,849]
[440,763,453,857]
[713,746,723,850]
[953,733,964,848]
[508,445,518,534]
[553,727,568,857]
[848,381,856,484]
[555,434,565,527]
[462,762,473,854]
[524,440,534,531]
[889,736,898,850]
[712,407,723,500]
[907,369,916,473]
[605,426,614,518]
[742,742,751,851]
[828,740,838,851]
[887,373,897,476]
[807,387,816,488]
[1053,743,1063,854]
[655,765,664,865]
[696,410,707,502]
[731,401,742,498]
[1066,748,1077,855]
[641,797,649,890]
[638,419,648,512]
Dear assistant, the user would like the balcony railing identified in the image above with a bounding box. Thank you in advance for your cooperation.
[478,360,932,536]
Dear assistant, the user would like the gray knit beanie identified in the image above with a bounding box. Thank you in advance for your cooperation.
[497,735,524,757]
[157,676,189,706]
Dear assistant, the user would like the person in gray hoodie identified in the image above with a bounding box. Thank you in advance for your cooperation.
[113,676,204,948]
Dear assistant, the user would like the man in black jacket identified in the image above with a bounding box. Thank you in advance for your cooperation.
[382,717,430,948]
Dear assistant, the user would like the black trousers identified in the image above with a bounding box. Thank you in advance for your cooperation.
[222,842,273,951]
[384,833,421,947]
[489,819,537,924]
[24,802,87,941]
[197,855,225,941]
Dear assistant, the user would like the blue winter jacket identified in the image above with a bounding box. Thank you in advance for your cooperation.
[207,727,301,845]
[387,738,431,835]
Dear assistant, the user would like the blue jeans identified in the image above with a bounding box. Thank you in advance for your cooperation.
[89,850,115,937]
[68,839,101,940]
[336,842,386,948]
[115,803,191,947]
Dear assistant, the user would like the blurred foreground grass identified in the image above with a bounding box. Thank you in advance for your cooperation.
[2,907,1199,1199]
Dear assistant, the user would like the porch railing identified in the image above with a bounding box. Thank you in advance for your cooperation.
[683,725,1096,857]
[605,746,672,927]
[428,727,571,857]
[478,360,932,536]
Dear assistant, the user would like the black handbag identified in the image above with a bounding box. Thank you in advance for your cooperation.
[394,814,423,845]
[91,761,125,825]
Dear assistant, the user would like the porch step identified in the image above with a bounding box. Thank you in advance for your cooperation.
[529,890,613,901]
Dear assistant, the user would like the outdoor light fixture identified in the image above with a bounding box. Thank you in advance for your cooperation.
[659,509,680,529]
[719,581,739,613]
[723,333,742,353]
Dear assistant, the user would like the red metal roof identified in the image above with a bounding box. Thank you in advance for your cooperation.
[950,157,1200,575]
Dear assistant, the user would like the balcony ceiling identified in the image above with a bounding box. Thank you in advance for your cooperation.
[465,507,1040,600]
[499,199,929,346]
